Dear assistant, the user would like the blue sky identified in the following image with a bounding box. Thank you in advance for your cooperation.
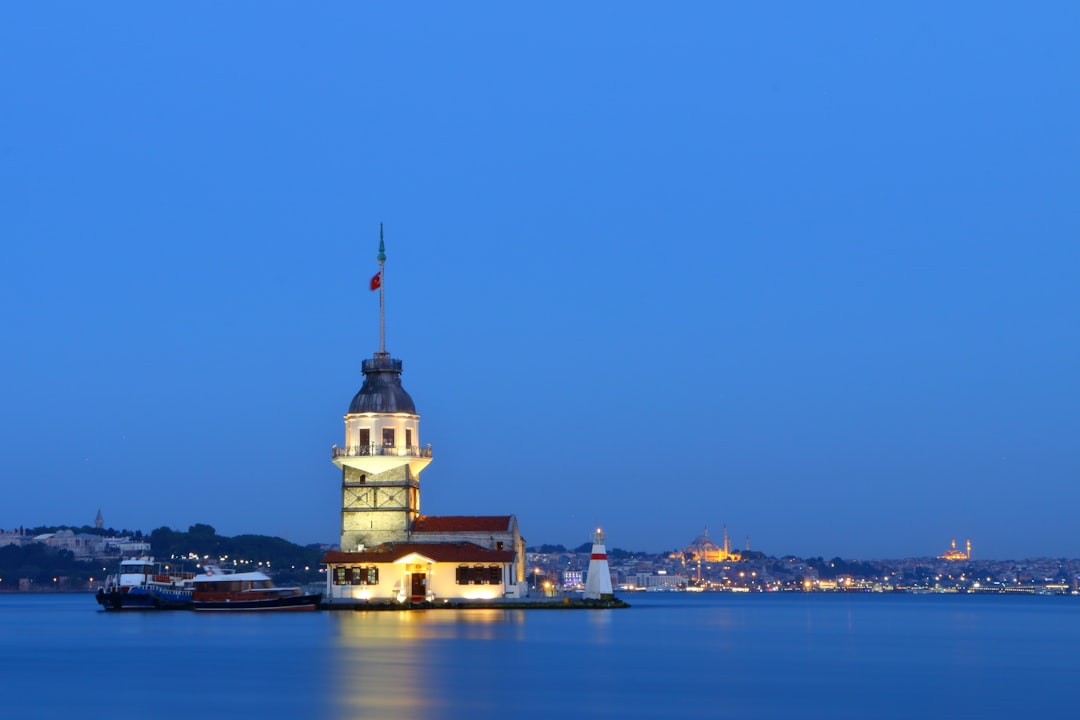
[2,3,1077,559]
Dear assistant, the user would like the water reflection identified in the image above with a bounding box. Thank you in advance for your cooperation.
[330,609,527,719]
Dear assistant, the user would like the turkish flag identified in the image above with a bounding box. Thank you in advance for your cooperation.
[370,271,382,291]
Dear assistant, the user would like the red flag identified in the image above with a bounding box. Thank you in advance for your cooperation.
[370,271,382,291]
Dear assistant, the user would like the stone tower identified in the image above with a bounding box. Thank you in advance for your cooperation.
[331,228,432,551]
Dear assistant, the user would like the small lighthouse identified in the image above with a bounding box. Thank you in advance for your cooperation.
[583,528,614,600]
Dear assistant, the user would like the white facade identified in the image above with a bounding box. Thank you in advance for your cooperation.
[324,543,526,604]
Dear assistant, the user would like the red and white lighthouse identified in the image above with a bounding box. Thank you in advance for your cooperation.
[583,528,614,600]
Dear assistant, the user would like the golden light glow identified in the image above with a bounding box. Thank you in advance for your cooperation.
[462,588,499,600]
[939,537,971,561]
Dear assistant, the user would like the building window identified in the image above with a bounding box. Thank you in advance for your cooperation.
[358,429,370,453]
[333,566,380,585]
[406,428,413,449]
[455,566,503,585]
[382,428,395,447]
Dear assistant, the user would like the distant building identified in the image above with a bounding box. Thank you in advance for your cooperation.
[679,526,742,563]
[34,530,99,557]
[25,530,147,559]
[630,572,687,590]
[939,538,972,561]
[0,529,29,548]
[562,570,583,588]
[94,509,104,530]
[111,539,151,556]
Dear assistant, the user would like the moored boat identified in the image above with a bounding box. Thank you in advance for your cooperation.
[191,565,322,611]
[95,556,195,611]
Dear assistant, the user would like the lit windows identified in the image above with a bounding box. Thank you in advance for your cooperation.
[455,566,503,585]
[333,566,380,585]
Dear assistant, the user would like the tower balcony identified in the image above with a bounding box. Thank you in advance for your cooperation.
[332,444,432,460]
[331,443,433,476]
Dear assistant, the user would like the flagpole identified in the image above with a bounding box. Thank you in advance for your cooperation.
[377,223,387,356]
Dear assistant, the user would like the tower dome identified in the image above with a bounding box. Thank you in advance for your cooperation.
[348,354,417,414]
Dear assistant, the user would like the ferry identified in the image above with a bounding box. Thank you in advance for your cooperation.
[95,557,195,611]
[190,565,322,611]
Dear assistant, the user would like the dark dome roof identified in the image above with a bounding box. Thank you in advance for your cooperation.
[688,535,721,551]
[348,354,417,414]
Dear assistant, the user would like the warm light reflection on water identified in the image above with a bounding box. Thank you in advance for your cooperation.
[333,616,429,718]
[330,608,528,719]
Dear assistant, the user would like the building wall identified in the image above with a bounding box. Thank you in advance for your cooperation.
[341,464,418,550]
[344,412,422,452]
[630,572,686,589]
[326,560,513,602]
[412,526,528,585]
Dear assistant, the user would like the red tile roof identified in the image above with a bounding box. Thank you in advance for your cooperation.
[412,515,513,533]
[323,542,515,565]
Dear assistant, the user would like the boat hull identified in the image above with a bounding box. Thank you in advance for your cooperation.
[97,588,155,611]
[96,587,193,611]
[192,593,322,612]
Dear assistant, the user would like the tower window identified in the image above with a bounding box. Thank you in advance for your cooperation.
[405,428,413,449]
[358,429,370,454]
[382,428,395,447]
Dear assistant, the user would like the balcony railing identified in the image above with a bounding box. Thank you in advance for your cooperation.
[332,444,433,460]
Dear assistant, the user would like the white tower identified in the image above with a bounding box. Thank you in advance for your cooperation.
[583,528,614,600]
[331,227,432,550]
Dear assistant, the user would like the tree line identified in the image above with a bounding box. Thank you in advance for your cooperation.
[0,523,325,589]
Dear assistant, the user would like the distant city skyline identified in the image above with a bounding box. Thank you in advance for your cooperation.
[0,516,1030,564]
[2,5,1078,559]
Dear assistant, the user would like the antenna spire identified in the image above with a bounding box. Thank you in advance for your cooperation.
[377,223,387,356]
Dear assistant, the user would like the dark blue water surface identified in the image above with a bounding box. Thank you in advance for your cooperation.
[2,593,1078,718]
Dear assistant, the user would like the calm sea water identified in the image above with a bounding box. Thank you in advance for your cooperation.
[2,593,1077,718]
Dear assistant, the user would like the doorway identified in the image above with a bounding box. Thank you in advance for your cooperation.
[410,573,427,602]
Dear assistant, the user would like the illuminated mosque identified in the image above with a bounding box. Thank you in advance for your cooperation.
[321,229,528,604]
[676,526,742,564]
[938,538,972,561]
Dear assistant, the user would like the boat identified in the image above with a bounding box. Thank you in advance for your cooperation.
[190,565,322,611]
[95,556,195,611]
